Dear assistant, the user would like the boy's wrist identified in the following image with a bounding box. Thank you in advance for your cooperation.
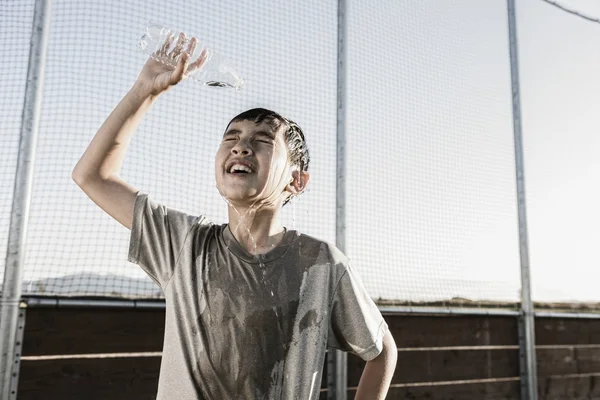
[129,81,160,104]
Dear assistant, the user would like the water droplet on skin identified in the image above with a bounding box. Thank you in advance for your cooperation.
[215,184,261,256]
[214,154,297,300]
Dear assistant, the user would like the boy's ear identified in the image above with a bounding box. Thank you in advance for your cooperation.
[287,170,310,195]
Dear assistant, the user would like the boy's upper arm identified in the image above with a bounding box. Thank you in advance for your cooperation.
[74,173,207,289]
[127,190,208,289]
[73,173,138,230]
[328,262,389,361]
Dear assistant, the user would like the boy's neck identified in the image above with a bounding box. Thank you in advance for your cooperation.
[227,204,286,255]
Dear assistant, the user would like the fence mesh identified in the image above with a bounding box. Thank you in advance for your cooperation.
[518,0,600,306]
[0,0,36,286]
[1,0,598,308]
[346,0,520,304]
[2,0,338,298]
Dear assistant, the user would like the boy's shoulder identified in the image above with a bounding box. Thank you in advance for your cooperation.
[295,230,350,267]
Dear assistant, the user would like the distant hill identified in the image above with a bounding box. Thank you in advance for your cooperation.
[18,272,164,299]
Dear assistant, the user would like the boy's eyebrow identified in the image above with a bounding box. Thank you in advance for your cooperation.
[223,129,275,139]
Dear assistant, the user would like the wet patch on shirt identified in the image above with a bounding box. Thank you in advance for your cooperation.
[183,232,338,399]
[268,359,285,399]
[300,309,319,332]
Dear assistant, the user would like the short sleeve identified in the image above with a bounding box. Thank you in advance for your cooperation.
[327,262,389,361]
[127,190,208,290]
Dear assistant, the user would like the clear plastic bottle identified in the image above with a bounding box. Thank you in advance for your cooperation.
[138,22,244,90]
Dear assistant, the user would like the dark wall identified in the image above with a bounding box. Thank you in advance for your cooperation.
[16,306,600,399]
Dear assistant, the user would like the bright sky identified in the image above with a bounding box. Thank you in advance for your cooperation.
[1,0,599,304]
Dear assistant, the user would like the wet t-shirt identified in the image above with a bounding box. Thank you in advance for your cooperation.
[127,191,388,400]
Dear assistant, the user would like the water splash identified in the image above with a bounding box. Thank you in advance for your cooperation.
[216,123,306,288]
[216,149,294,257]
[216,188,260,254]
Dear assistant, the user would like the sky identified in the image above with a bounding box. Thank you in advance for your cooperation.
[1,0,599,304]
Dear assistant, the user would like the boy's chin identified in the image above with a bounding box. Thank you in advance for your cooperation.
[222,193,281,210]
[220,188,258,204]
[218,183,279,207]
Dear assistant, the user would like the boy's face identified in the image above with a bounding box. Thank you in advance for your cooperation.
[215,119,293,207]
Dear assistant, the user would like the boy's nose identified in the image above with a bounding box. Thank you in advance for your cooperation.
[231,141,253,155]
[231,148,251,155]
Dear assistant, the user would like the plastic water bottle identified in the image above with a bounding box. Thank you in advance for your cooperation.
[138,22,244,90]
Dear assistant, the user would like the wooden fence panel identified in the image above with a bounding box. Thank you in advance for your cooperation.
[536,318,600,346]
[18,357,161,400]
[22,308,165,355]
[538,374,600,400]
[348,349,519,385]
[17,306,600,399]
[366,380,521,400]
[384,314,518,348]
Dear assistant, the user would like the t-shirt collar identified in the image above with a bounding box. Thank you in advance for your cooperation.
[221,224,297,264]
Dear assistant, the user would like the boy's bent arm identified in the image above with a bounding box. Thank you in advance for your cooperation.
[73,45,196,230]
[72,84,157,182]
[354,329,397,400]
[73,174,139,230]
[72,43,194,181]
[72,85,157,231]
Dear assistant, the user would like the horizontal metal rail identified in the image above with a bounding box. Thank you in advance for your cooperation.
[378,306,520,316]
[21,296,600,319]
[23,296,165,309]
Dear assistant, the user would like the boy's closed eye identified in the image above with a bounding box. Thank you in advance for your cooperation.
[223,137,273,144]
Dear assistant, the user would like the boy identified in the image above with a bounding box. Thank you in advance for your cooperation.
[72,33,396,399]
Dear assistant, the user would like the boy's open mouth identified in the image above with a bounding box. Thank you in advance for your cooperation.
[226,162,256,176]
[228,170,253,176]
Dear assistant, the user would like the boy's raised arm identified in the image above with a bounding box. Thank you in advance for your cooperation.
[72,34,203,229]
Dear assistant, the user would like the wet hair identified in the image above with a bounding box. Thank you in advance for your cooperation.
[226,108,310,207]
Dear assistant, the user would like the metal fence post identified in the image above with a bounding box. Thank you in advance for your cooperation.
[0,1,51,398]
[328,0,348,398]
[506,1,538,399]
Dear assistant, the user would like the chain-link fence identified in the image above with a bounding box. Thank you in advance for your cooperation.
[2,0,599,310]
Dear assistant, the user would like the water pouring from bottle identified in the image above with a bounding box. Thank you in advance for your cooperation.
[138,22,244,90]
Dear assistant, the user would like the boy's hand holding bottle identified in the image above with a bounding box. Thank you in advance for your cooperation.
[135,31,207,97]
[135,22,244,97]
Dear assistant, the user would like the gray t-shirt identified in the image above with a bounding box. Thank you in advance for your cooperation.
[128,191,388,399]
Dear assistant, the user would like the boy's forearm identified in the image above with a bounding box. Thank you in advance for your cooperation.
[354,341,397,399]
[72,83,158,181]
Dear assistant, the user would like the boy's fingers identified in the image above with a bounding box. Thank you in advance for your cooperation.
[188,49,208,73]
[159,33,175,56]
[171,53,189,84]
[186,37,198,58]
[171,32,187,57]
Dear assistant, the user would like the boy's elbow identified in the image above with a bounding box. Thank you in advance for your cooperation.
[72,169,82,183]
[72,163,89,183]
